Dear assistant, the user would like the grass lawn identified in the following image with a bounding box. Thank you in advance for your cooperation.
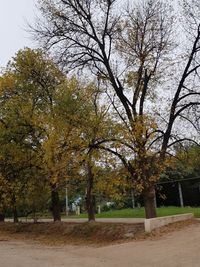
[67,206,200,219]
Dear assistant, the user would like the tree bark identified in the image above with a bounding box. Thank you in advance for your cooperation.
[86,162,95,222]
[143,185,157,219]
[51,185,61,222]
[13,206,18,223]
[0,213,5,222]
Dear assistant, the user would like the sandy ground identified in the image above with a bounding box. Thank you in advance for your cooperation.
[1,223,200,267]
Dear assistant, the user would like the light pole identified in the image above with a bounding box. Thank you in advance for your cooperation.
[65,187,69,216]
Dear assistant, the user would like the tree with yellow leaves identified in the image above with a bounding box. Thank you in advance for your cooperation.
[33,0,200,218]
[0,48,64,221]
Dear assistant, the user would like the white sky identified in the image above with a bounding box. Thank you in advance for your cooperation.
[0,0,37,69]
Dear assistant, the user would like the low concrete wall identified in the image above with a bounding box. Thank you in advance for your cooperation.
[145,213,194,232]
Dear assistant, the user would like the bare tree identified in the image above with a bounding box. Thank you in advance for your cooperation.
[33,0,200,218]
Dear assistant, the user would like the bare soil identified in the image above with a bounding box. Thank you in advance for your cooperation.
[0,221,145,246]
[0,220,199,267]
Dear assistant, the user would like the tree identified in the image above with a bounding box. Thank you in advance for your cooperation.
[52,83,113,222]
[0,48,65,222]
[38,78,86,221]
[0,174,11,222]
[33,0,200,218]
[0,47,114,222]
[0,69,42,222]
[78,86,113,221]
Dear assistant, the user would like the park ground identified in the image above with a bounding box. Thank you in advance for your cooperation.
[1,207,200,266]
[16,206,200,221]
[69,206,200,218]
[0,220,200,267]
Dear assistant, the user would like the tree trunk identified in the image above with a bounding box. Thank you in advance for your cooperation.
[51,185,61,222]
[143,185,157,219]
[0,213,5,222]
[86,192,95,222]
[13,206,18,223]
[86,162,95,222]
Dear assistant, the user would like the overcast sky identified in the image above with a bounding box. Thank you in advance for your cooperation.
[0,0,37,69]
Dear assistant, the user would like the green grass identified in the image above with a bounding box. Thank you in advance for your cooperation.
[66,206,200,219]
[15,206,200,221]
[157,206,200,218]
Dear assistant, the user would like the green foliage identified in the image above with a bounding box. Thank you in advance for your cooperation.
[164,145,200,181]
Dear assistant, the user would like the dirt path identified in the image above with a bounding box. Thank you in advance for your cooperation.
[1,223,200,267]
[5,218,145,224]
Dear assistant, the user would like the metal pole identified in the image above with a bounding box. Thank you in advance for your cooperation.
[178,182,184,207]
[131,189,135,209]
[97,205,101,214]
[154,193,157,209]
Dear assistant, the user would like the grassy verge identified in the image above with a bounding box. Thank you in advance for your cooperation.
[67,206,200,219]
[11,206,200,221]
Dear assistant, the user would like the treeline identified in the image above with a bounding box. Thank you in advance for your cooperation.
[1,0,200,221]
[0,48,129,222]
[0,48,199,222]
